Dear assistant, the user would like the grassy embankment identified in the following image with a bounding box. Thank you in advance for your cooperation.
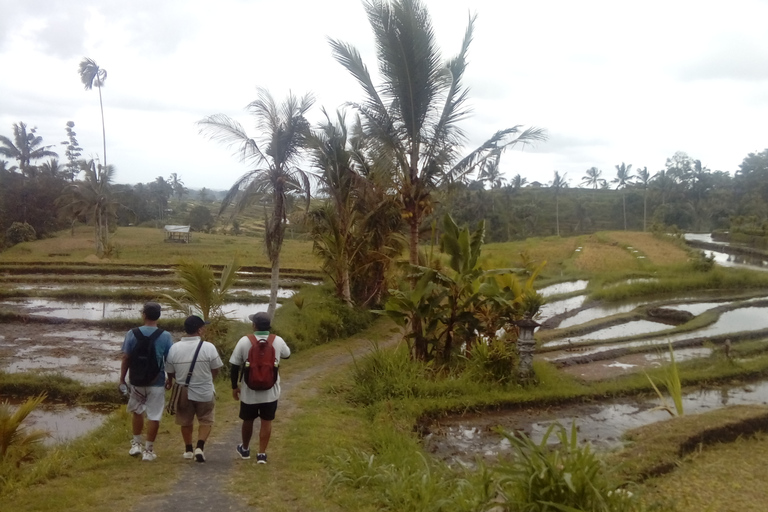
[6,230,768,510]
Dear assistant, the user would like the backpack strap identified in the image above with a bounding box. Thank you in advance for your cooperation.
[132,327,165,344]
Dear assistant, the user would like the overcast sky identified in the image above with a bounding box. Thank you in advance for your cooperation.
[1,0,767,189]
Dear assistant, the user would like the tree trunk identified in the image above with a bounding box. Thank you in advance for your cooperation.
[622,192,628,230]
[267,253,280,318]
[643,190,647,232]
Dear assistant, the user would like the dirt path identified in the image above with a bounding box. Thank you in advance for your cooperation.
[133,333,398,512]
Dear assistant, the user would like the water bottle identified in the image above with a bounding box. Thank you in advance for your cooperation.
[119,383,129,397]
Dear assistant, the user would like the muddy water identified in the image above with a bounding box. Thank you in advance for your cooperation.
[538,280,589,297]
[538,296,586,320]
[560,347,713,380]
[0,298,273,323]
[543,320,670,347]
[2,398,112,445]
[557,301,645,329]
[425,379,768,466]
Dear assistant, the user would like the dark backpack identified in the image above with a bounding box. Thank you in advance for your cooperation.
[128,328,165,386]
[243,334,278,391]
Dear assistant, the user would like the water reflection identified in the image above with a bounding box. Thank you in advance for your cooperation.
[538,280,588,297]
[543,320,670,347]
[0,298,274,323]
[427,379,768,466]
[557,302,644,329]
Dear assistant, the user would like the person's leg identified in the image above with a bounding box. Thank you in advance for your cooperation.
[258,419,272,453]
[146,419,160,442]
[181,425,194,445]
[198,424,212,441]
[241,419,254,449]
[132,412,144,436]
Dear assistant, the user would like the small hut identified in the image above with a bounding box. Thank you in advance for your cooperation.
[164,225,191,243]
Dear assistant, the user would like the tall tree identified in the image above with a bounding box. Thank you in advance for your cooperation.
[550,170,568,236]
[78,58,108,169]
[61,121,83,181]
[0,122,58,176]
[581,166,605,189]
[58,159,117,256]
[635,166,651,231]
[169,172,185,199]
[613,162,633,230]
[329,0,545,267]
[510,174,528,191]
[198,88,314,317]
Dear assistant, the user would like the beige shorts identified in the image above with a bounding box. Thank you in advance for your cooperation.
[174,386,215,427]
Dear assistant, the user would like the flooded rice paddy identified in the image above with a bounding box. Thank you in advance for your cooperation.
[425,378,768,466]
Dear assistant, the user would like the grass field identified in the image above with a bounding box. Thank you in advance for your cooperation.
[0,225,321,269]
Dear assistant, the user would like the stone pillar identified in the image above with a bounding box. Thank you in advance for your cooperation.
[515,313,541,382]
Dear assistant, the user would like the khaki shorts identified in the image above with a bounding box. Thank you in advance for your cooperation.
[127,385,165,421]
[175,386,215,427]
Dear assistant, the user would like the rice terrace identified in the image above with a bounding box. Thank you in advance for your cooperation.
[4,1,768,511]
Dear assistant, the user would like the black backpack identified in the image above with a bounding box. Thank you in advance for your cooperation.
[128,328,165,386]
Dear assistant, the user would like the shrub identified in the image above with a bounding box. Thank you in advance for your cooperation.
[495,423,642,512]
[273,283,375,351]
[5,222,36,246]
[463,338,519,385]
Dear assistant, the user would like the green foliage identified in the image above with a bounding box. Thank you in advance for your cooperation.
[326,447,495,512]
[495,423,642,512]
[273,283,375,352]
[462,338,519,385]
[381,213,543,362]
[690,250,715,272]
[644,343,684,417]
[0,394,48,468]
[5,222,36,246]
[186,205,214,232]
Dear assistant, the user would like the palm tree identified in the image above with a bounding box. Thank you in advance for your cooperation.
[550,171,568,236]
[581,167,605,189]
[478,149,506,188]
[78,58,108,169]
[58,159,117,256]
[329,0,545,267]
[613,162,633,230]
[169,172,185,199]
[0,122,58,176]
[198,88,314,318]
[635,166,651,231]
[510,174,528,191]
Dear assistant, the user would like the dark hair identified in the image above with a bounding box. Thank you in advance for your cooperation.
[142,302,161,321]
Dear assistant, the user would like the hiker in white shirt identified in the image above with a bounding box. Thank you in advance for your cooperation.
[230,312,290,464]
[165,315,223,463]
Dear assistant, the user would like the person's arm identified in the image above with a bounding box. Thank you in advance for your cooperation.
[211,368,219,380]
[165,372,176,390]
[119,353,130,388]
[230,364,240,400]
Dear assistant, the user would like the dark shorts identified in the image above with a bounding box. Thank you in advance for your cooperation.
[239,400,278,421]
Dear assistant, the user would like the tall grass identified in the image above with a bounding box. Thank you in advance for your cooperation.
[495,423,643,512]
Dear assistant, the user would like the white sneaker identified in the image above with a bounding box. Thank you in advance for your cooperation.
[183,451,194,460]
[142,449,157,462]
[129,440,142,456]
[194,447,205,463]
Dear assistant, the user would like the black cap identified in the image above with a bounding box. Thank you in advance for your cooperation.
[142,302,162,320]
[184,315,210,334]
[248,312,271,331]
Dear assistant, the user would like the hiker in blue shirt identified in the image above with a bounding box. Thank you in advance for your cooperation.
[119,302,173,461]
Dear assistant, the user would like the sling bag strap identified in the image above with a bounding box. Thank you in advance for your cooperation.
[183,340,205,386]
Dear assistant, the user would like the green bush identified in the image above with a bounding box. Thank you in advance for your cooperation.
[5,222,36,246]
[273,283,375,352]
[495,422,643,512]
[463,338,519,385]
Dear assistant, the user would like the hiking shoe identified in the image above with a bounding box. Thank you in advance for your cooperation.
[236,444,250,460]
[141,449,157,462]
[183,451,194,460]
[194,447,205,463]
[129,440,142,457]
[256,453,267,464]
